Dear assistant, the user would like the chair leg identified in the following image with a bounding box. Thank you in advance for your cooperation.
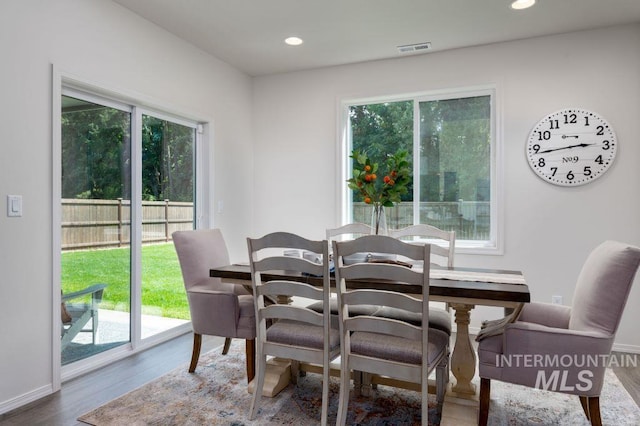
[579,396,591,420]
[478,378,490,426]
[436,357,447,404]
[588,397,602,426]
[336,355,351,426]
[249,348,266,420]
[188,333,202,373]
[320,357,330,426]
[245,339,255,383]
[222,337,232,355]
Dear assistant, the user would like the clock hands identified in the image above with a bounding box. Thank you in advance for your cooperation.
[561,135,579,139]
[537,142,594,154]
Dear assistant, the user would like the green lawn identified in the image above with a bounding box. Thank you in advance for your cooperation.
[61,243,190,319]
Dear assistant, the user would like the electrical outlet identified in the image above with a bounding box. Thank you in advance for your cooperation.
[551,295,563,305]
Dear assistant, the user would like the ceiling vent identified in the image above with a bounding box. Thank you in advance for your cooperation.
[397,42,432,54]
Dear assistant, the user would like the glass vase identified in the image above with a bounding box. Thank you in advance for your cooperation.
[370,204,388,235]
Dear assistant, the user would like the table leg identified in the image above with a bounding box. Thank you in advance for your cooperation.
[449,303,477,395]
[247,358,291,397]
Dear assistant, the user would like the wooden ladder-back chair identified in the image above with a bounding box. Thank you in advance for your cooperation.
[333,235,449,425]
[247,232,339,426]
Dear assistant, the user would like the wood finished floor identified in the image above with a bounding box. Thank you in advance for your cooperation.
[1,339,638,426]
[0,333,225,426]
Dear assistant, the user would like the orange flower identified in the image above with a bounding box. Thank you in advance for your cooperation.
[383,175,391,184]
[364,197,372,204]
[364,165,371,172]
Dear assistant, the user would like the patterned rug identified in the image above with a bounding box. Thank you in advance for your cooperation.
[78,341,640,425]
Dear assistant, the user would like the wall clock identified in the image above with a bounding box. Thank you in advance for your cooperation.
[526,108,617,186]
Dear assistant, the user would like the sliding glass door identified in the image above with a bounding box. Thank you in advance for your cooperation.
[60,90,197,365]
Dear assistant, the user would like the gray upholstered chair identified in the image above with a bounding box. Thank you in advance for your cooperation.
[333,235,449,425]
[477,240,640,426]
[172,229,256,382]
[247,232,339,426]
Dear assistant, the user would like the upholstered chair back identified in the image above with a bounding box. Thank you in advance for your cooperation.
[569,240,640,336]
[173,229,248,296]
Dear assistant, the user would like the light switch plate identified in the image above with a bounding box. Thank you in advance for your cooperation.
[7,195,22,217]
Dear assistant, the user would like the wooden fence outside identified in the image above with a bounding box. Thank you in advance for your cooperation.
[61,199,490,250]
[353,201,490,240]
[61,199,194,251]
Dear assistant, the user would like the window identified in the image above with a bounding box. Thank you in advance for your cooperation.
[341,87,499,252]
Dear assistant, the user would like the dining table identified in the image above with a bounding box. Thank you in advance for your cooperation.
[210,262,530,400]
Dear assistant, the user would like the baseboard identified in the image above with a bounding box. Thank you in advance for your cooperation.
[0,384,53,417]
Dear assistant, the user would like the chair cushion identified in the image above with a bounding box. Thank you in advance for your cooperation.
[267,320,340,351]
[350,328,449,366]
[307,299,382,330]
[307,299,380,316]
[373,306,452,335]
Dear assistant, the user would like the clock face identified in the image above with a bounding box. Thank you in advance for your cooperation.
[526,108,617,186]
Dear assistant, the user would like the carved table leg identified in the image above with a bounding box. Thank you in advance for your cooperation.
[450,303,477,395]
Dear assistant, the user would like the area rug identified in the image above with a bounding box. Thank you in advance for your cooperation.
[79,341,640,425]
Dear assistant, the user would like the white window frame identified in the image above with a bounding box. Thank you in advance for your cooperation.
[337,85,503,255]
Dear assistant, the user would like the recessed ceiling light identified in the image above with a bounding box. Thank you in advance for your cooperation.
[511,0,535,10]
[284,36,304,46]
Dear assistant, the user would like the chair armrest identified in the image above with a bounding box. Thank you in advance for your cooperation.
[517,302,571,329]
[186,290,243,336]
[500,321,614,396]
[504,321,613,357]
[62,283,107,303]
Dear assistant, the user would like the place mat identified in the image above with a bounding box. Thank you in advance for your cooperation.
[430,269,526,285]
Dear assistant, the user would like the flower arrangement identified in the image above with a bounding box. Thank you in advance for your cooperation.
[347,149,411,234]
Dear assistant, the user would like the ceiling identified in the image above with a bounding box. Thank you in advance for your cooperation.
[112,0,640,77]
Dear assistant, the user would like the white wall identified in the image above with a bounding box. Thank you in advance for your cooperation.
[252,25,640,348]
[0,0,253,413]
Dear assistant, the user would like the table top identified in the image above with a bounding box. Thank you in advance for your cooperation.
[210,264,530,305]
